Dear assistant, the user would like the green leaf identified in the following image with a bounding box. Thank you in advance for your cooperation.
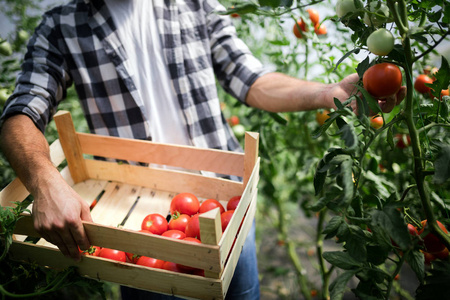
[337,124,358,150]
[432,142,450,184]
[405,250,425,283]
[322,216,344,235]
[258,0,280,8]
[334,48,362,72]
[370,206,411,250]
[322,251,362,270]
[429,56,450,99]
[354,85,381,114]
[344,226,367,262]
[217,3,258,15]
[329,270,359,300]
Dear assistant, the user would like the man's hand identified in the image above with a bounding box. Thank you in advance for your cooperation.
[33,176,92,260]
[0,114,92,261]
[328,73,406,114]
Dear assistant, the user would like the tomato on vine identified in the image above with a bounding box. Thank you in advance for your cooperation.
[366,28,394,56]
[370,115,383,129]
[414,74,434,94]
[363,63,402,98]
[293,18,307,39]
[418,220,449,254]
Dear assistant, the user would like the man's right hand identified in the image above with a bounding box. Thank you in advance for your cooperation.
[0,114,92,261]
[33,175,92,260]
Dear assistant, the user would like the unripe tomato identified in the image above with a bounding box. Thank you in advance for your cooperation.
[418,220,449,254]
[363,2,390,27]
[363,63,402,98]
[414,74,434,94]
[0,41,12,56]
[0,89,10,105]
[370,115,383,129]
[232,124,246,138]
[293,18,308,39]
[16,30,29,45]
[306,8,320,25]
[367,28,394,56]
[336,0,361,18]
[315,110,330,126]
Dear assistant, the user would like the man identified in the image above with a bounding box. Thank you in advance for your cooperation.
[0,0,404,299]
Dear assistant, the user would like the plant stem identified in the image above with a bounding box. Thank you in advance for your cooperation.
[274,197,312,300]
[391,0,450,250]
[316,209,331,300]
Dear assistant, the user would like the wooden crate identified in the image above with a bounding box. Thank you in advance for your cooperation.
[0,110,260,300]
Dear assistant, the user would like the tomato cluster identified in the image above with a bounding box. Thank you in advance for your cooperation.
[82,193,242,275]
[293,8,327,39]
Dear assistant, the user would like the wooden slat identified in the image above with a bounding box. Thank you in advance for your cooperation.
[219,158,259,262]
[10,242,223,300]
[199,208,223,279]
[53,111,88,183]
[122,188,172,231]
[221,190,258,295]
[78,133,245,177]
[85,159,243,200]
[71,179,108,206]
[14,215,222,272]
[243,132,259,189]
[90,182,141,227]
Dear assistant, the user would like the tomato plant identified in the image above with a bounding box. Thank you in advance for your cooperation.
[170,193,200,216]
[293,18,307,39]
[418,220,449,254]
[141,213,168,235]
[199,199,225,214]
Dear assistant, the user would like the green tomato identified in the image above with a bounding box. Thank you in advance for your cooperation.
[16,30,30,45]
[363,2,390,27]
[367,28,394,56]
[336,0,362,19]
[232,124,246,139]
[0,89,10,105]
[0,41,13,56]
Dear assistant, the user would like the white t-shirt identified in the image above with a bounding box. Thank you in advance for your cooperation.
[105,0,191,146]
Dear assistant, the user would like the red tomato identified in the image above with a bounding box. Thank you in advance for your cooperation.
[229,115,240,126]
[418,220,449,254]
[293,18,307,39]
[170,193,200,216]
[414,74,434,94]
[99,248,127,262]
[184,237,201,244]
[407,223,419,237]
[421,250,436,265]
[168,213,190,232]
[394,134,411,149]
[370,115,383,129]
[221,210,234,232]
[199,199,225,214]
[162,229,186,240]
[126,252,140,264]
[136,256,165,269]
[81,245,102,256]
[434,247,449,260]
[314,23,327,35]
[307,8,320,25]
[185,214,201,240]
[89,199,98,210]
[141,213,168,235]
[363,63,403,98]
[162,261,186,273]
[227,195,241,211]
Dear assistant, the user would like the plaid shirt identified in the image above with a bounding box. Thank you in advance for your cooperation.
[1,0,267,152]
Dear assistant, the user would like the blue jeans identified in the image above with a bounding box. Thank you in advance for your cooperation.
[120,221,260,299]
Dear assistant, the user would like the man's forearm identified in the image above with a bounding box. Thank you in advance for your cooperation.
[245,72,335,112]
[0,114,60,195]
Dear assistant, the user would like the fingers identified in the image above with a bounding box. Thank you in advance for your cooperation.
[378,86,407,113]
